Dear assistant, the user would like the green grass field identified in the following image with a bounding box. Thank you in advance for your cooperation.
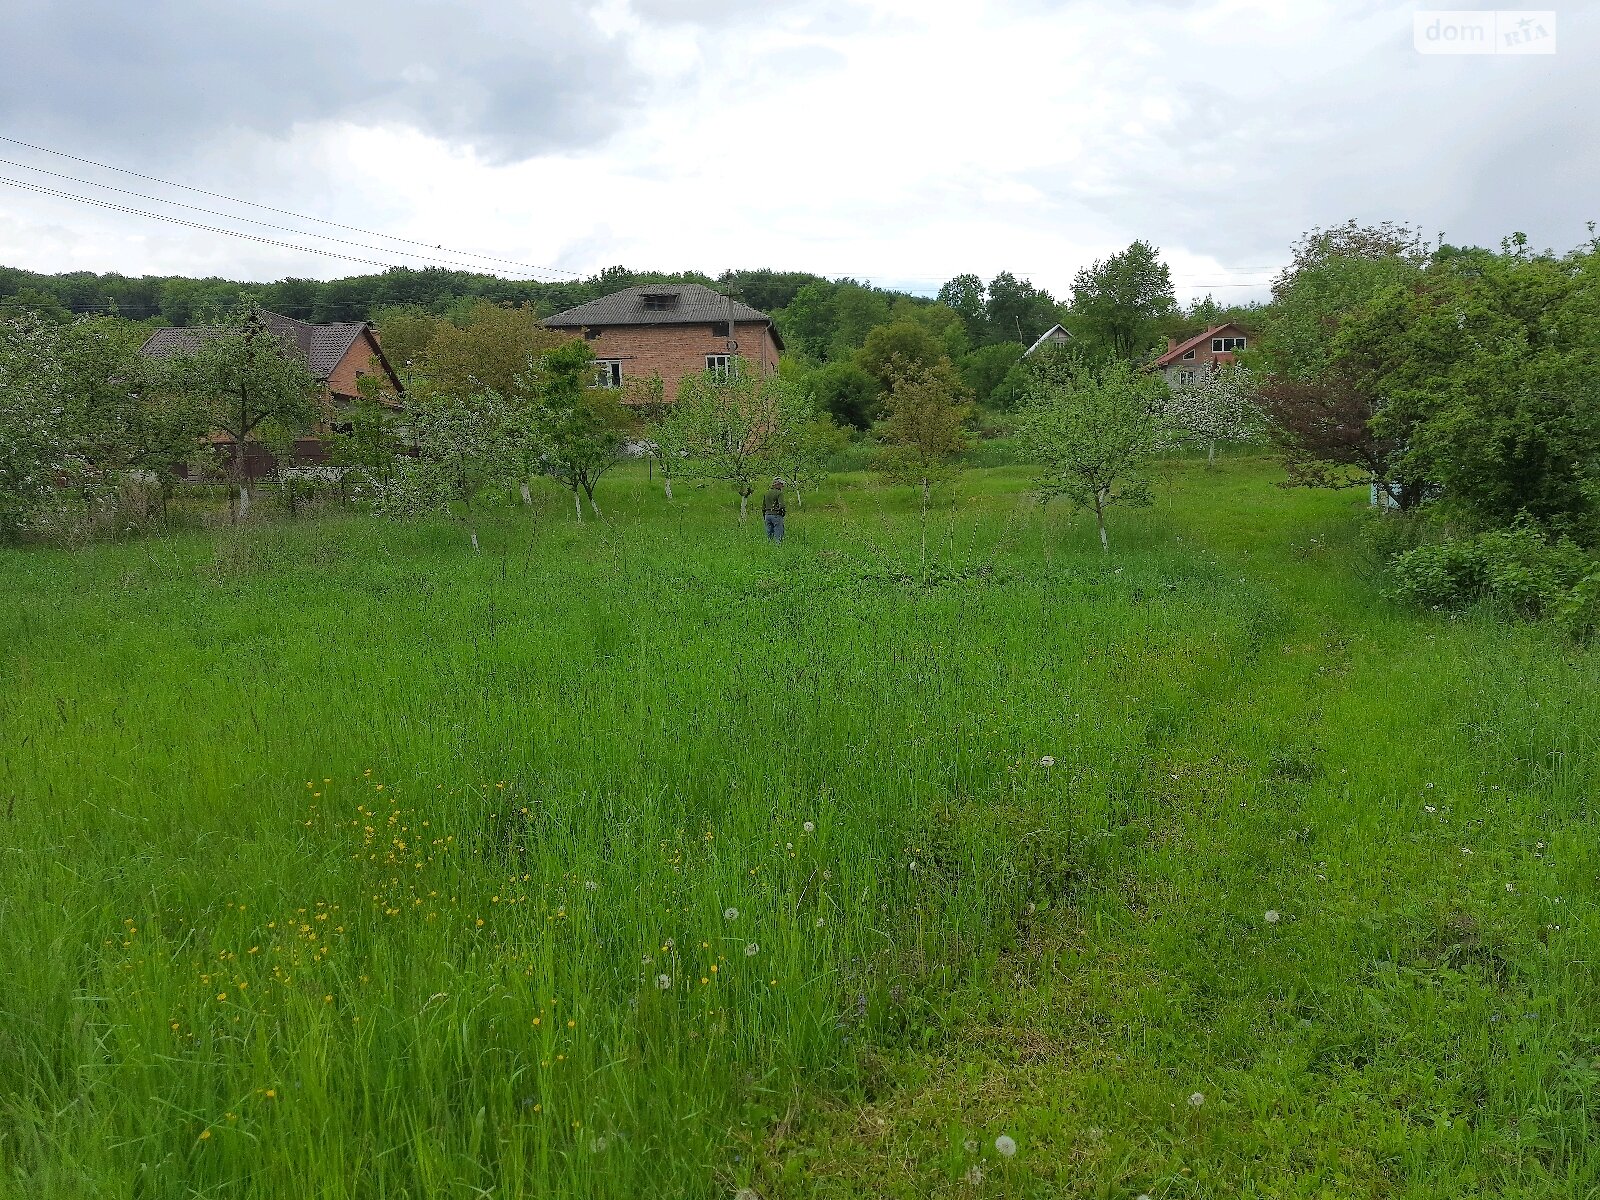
[1,460,1595,1199]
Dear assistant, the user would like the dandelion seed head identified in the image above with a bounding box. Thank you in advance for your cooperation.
[1264,910,1280,924]
[963,1139,978,1154]
[1188,1091,1205,1108]
[656,973,672,990]
[802,821,815,834]
[994,1134,1017,1157]
[965,1165,985,1185]
[724,907,738,921]
[584,881,598,892]
[745,943,759,957]
[1039,755,1055,768]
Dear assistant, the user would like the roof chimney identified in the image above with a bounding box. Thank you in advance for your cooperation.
[1166,338,1177,352]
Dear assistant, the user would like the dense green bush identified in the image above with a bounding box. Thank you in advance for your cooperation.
[1389,520,1594,619]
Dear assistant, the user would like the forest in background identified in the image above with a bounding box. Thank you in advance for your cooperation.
[0,255,1261,422]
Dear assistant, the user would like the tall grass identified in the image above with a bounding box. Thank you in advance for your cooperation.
[0,461,1594,1198]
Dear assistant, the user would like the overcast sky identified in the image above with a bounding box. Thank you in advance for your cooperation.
[0,0,1594,304]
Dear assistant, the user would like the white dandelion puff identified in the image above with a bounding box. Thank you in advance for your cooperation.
[815,917,826,928]
[584,880,598,891]
[1264,910,1281,924]
[745,943,759,957]
[655,974,672,990]
[589,1135,607,1152]
[1188,1092,1205,1108]
[963,1139,978,1154]
[1424,805,1437,813]
[965,1165,985,1185]
[1039,755,1055,768]
[994,1134,1017,1157]
[724,907,739,921]
[802,821,815,834]
[734,1190,759,1200]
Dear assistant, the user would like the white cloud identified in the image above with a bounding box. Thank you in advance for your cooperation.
[0,0,1595,304]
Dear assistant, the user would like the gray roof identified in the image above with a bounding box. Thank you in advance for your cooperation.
[544,284,773,330]
[139,311,376,383]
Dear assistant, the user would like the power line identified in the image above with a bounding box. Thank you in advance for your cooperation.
[0,157,563,281]
[0,176,498,275]
[0,132,582,279]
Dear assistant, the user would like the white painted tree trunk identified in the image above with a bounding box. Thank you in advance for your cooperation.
[1096,488,1109,552]
[1207,441,1217,468]
[470,528,480,553]
[238,482,252,522]
[663,474,673,501]
[739,492,749,522]
[588,493,601,518]
[574,489,583,523]
[520,481,532,505]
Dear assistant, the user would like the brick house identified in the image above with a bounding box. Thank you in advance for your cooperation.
[543,284,784,398]
[140,310,402,478]
[1149,322,1250,389]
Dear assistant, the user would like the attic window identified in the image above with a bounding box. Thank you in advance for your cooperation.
[711,321,730,338]
[1212,336,1246,353]
[1182,348,1196,361]
[641,293,679,311]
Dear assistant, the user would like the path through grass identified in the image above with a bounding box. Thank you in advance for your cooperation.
[1,461,1594,1198]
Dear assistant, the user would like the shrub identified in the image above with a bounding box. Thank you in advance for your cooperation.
[1389,521,1594,619]
[1556,569,1600,642]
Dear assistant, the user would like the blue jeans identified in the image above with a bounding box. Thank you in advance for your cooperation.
[764,513,784,542]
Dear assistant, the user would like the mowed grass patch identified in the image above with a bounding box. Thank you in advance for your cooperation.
[0,459,1594,1199]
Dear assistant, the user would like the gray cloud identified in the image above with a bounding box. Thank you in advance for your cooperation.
[0,0,639,164]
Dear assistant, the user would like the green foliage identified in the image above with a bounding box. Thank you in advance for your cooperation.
[522,339,635,518]
[873,359,972,500]
[803,359,880,430]
[855,320,950,389]
[1338,240,1600,538]
[663,361,817,518]
[0,313,207,541]
[157,308,323,515]
[958,341,1025,409]
[1388,521,1594,619]
[421,301,569,400]
[1015,351,1166,549]
[1067,240,1177,362]
[1258,219,1429,382]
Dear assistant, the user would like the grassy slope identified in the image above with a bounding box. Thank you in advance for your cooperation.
[0,460,1594,1200]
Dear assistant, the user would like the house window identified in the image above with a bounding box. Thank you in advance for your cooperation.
[583,327,601,341]
[706,354,734,378]
[594,359,622,388]
[1182,348,1196,361]
[1211,336,1247,353]
[1176,370,1197,386]
[710,321,730,338]
[641,293,679,311]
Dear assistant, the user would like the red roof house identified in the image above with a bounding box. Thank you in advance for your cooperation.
[1149,322,1250,388]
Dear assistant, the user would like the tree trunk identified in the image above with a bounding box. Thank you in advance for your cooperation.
[1095,495,1109,552]
[574,488,583,523]
[470,527,480,553]
[739,492,749,522]
[238,480,252,522]
[1207,441,1217,468]
[520,481,532,506]
[663,472,673,501]
[585,483,601,518]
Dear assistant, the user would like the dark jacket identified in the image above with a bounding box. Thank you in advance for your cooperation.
[761,488,786,516]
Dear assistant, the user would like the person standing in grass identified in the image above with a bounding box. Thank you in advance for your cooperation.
[761,477,787,542]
